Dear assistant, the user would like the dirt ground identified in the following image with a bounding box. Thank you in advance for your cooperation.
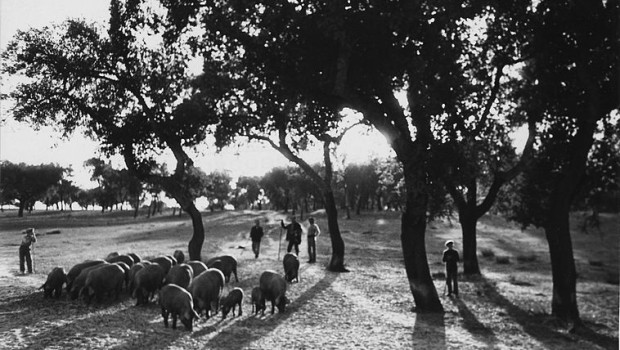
[0,209,617,350]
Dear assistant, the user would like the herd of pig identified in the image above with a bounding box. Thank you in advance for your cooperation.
[38,250,302,331]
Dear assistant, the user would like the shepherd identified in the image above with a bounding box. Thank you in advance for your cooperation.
[19,228,37,274]
[249,218,264,258]
[281,216,302,256]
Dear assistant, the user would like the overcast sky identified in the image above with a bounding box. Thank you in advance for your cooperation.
[0,0,393,189]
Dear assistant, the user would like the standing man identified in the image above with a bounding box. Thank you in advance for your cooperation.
[249,219,264,258]
[442,240,460,297]
[281,216,302,255]
[19,228,37,274]
[306,217,320,263]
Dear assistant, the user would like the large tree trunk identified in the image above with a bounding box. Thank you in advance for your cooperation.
[541,118,595,327]
[18,201,25,217]
[545,202,579,325]
[185,202,205,261]
[459,207,480,275]
[323,190,347,272]
[401,162,443,313]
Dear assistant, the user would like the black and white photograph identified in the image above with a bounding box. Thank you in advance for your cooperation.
[0,0,618,349]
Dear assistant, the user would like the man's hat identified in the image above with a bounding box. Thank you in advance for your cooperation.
[445,240,454,247]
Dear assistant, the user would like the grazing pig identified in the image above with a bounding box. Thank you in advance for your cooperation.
[127,253,142,264]
[128,261,151,294]
[81,264,125,304]
[40,267,66,299]
[188,269,225,319]
[159,284,200,331]
[69,263,110,300]
[164,264,194,290]
[173,250,185,264]
[66,260,106,293]
[283,253,300,283]
[106,254,135,267]
[133,264,166,306]
[206,255,238,283]
[167,255,178,265]
[259,270,288,314]
[151,256,174,275]
[186,260,208,277]
[113,262,131,291]
[250,287,265,315]
[221,287,244,319]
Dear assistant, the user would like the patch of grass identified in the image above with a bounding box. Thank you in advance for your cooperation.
[516,253,537,263]
[509,275,535,286]
[480,248,495,258]
[605,272,619,285]
[588,260,604,267]
[495,256,510,264]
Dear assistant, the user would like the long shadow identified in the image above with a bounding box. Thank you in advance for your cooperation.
[452,297,499,349]
[479,275,619,350]
[411,311,446,349]
[2,288,182,350]
[201,271,339,349]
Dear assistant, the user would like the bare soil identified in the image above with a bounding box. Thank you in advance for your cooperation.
[0,209,617,350]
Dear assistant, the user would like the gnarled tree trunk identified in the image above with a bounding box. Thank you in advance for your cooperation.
[401,161,443,313]
[323,189,347,272]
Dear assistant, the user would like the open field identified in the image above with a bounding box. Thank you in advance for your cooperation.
[0,209,618,349]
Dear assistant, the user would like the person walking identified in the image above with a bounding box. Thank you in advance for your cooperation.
[281,216,302,255]
[442,240,460,297]
[306,217,320,263]
[19,228,37,274]
[249,219,264,258]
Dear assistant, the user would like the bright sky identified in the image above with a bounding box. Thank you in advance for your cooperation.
[0,0,393,190]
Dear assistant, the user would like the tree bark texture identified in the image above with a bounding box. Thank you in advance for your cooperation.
[401,161,443,313]
[459,208,481,275]
[323,190,347,272]
[545,204,580,325]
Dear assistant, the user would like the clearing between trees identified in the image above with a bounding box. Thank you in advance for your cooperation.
[0,209,617,350]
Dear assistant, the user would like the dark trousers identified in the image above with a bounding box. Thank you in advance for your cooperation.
[252,240,261,258]
[19,246,33,273]
[307,236,316,262]
[287,241,299,255]
[446,268,458,295]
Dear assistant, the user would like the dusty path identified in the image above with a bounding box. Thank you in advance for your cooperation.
[0,210,617,350]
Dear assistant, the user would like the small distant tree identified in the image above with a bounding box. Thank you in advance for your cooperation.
[206,171,232,210]
[260,167,292,211]
[235,176,262,209]
[0,162,66,217]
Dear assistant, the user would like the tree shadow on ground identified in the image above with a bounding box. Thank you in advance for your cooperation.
[451,297,499,349]
[411,311,446,349]
[199,271,339,348]
[478,275,619,350]
[1,288,182,350]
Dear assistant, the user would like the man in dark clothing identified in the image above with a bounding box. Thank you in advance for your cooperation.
[250,219,264,258]
[442,240,460,297]
[281,216,302,255]
[19,228,37,274]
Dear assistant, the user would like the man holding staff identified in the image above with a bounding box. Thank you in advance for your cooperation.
[19,228,37,274]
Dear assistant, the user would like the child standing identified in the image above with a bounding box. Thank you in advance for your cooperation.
[306,217,320,263]
[19,228,37,274]
[442,240,460,297]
